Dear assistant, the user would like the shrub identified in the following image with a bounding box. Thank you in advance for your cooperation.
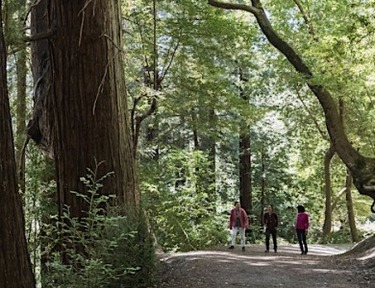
[41,170,155,288]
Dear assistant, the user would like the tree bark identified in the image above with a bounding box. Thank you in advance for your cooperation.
[260,150,266,225]
[239,132,252,214]
[27,0,138,219]
[0,2,35,285]
[322,144,335,239]
[345,169,359,242]
[238,68,252,215]
[199,108,217,201]
[15,0,27,193]
[208,0,375,210]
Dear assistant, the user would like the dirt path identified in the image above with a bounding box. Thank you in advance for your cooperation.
[157,244,373,288]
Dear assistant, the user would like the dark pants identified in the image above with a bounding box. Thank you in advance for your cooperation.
[296,229,308,253]
[265,228,277,251]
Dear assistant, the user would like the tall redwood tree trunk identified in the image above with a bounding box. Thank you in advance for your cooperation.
[27,0,138,219]
[0,2,35,286]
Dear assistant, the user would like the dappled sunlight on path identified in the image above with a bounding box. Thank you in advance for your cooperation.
[159,244,367,288]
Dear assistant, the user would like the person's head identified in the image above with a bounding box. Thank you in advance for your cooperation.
[234,201,241,209]
[297,205,305,213]
[267,204,273,213]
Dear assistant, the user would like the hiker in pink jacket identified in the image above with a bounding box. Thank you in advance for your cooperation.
[295,205,309,255]
[228,201,249,251]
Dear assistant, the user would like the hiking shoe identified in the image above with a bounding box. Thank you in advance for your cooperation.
[229,245,234,249]
[274,249,277,253]
[264,250,269,253]
[242,247,245,251]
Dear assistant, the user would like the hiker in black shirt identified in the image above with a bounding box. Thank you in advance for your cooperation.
[263,205,278,253]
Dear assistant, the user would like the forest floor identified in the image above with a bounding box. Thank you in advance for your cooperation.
[155,241,375,288]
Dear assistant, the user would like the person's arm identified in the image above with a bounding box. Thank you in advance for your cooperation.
[242,209,249,228]
[274,213,278,227]
[305,214,309,231]
[229,210,233,229]
[295,214,298,228]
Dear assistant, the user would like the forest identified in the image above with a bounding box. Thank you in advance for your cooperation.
[0,0,374,287]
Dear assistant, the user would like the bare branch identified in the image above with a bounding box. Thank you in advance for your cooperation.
[159,40,180,84]
[208,0,259,14]
[25,29,54,42]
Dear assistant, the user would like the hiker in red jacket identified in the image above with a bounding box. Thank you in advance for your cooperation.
[228,201,249,251]
[296,205,309,255]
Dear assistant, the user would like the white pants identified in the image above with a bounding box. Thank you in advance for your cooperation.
[231,227,246,246]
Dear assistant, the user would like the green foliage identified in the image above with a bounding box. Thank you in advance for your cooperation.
[141,149,229,252]
[321,228,364,245]
[41,170,156,288]
[9,4,375,280]
[23,144,56,284]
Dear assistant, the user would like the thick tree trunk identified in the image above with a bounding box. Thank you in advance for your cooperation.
[28,0,138,218]
[208,0,375,210]
[0,3,35,285]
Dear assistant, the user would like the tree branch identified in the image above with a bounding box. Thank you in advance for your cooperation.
[208,0,259,13]
[25,29,54,42]
[208,0,375,205]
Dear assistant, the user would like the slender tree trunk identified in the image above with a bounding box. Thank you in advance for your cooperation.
[345,169,359,242]
[192,110,199,149]
[15,1,27,192]
[238,68,252,214]
[190,107,217,203]
[131,0,159,158]
[239,132,252,214]
[322,144,335,239]
[199,108,217,201]
[0,3,35,285]
[260,150,266,225]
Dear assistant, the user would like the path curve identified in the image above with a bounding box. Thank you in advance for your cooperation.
[158,244,371,288]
